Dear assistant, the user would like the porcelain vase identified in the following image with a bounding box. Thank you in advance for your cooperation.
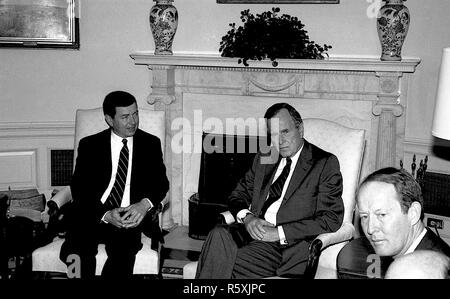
[377,0,410,61]
[149,0,178,55]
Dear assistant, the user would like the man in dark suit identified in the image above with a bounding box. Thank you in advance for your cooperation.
[60,91,169,279]
[357,167,450,264]
[195,103,344,278]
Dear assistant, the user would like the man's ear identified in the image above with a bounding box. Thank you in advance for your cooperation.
[297,122,304,138]
[408,201,422,225]
[105,114,113,128]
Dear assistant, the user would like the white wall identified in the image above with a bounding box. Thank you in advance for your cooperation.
[1,0,450,191]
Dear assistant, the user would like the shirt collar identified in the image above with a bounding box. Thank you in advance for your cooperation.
[110,130,133,146]
[404,226,426,255]
[281,142,303,167]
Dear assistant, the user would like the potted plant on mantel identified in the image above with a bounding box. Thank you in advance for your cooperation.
[219,7,331,67]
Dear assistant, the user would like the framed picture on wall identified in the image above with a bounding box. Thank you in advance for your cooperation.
[0,0,80,49]
[217,0,339,3]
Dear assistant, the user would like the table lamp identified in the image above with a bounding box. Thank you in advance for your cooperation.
[432,47,450,140]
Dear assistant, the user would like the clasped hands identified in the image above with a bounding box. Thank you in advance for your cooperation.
[244,214,279,242]
[104,198,151,229]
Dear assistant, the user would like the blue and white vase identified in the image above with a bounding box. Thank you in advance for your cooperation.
[149,0,178,55]
[377,0,410,61]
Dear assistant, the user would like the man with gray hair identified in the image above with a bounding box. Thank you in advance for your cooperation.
[195,102,344,278]
[385,250,450,279]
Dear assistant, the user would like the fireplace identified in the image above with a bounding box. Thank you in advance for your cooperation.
[130,53,421,229]
[188,132,268,239]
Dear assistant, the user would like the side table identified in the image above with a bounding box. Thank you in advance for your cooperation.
[3,216,46,279]
[159,226,204,278]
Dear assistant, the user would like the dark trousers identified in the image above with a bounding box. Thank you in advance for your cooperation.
[195,224,285,279]
[60,222,142,279]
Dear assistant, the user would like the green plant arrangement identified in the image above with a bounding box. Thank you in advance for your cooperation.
[219,7,332,67]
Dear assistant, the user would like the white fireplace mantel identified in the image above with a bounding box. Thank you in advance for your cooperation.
[131,52,420,73]
[130,52,421,228]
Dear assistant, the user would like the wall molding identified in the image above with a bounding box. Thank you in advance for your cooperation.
[403,137,450,175]
[403,137,432,153]
[131,53,421,73]
[0,121,75,192]
[0,121,74,138]
[0,149,37,190]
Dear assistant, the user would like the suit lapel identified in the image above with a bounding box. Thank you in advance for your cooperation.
[282,140,313,203]
[129,129,141,203]
[99,129,113,191]
[254,155,280,214]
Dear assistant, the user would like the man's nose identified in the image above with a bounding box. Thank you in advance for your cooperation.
[129,115,137,125]
[366,215,379,235]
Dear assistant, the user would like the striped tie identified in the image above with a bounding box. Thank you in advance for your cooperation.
[260,157,292,218]
[105,139,129,208]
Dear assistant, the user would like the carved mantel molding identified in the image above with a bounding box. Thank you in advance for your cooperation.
[131,53,420,72]
[130,52,421,227]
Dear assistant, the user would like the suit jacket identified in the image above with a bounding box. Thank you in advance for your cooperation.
[68,128,169,235]
[416,227,450,257]
[378,227,450,277]
[228,140,344,274]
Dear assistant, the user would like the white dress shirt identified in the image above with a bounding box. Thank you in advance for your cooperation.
[100,131,152,222]
[404,226,427,255]
[237,144,304,245]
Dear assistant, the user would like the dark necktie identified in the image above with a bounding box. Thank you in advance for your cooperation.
[105,139,129,208]
[260,157,292,218]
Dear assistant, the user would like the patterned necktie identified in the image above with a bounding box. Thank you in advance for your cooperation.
[260,157,292,218]
[105,139,129,208]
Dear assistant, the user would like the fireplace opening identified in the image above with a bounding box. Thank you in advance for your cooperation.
[188,132,268,240]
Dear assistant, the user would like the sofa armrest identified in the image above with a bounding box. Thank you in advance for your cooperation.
[305,222,356,278]
[315,222,355,249]
[50,186,72,209]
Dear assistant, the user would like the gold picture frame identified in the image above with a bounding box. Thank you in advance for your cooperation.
[0,0,80,49]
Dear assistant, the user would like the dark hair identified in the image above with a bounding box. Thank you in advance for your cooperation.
[357,167,424,218]
[264,103,303,126]
[102,91,137,118]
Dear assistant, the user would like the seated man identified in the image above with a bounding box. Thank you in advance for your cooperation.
[195,103,344,278]
[59,91,169,279]
[385,250,450,279]
[356,167,450,263]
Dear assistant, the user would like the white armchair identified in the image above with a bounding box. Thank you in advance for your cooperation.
[302,118,365,278]
[32,107,167,277]
[183,118,365,279]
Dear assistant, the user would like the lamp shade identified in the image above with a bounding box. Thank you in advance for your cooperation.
[432,47,450,140]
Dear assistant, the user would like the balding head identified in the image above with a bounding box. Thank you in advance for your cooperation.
[385,250,450,279]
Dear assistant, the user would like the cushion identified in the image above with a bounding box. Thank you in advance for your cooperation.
[9,194,46,212]
[32,234,159,275]
[0,188,46,222]
[0,188,39,199]
[0,188,46,211]
[183,261,197,279]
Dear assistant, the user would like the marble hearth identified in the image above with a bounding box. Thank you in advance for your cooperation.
[130,53,421,229]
